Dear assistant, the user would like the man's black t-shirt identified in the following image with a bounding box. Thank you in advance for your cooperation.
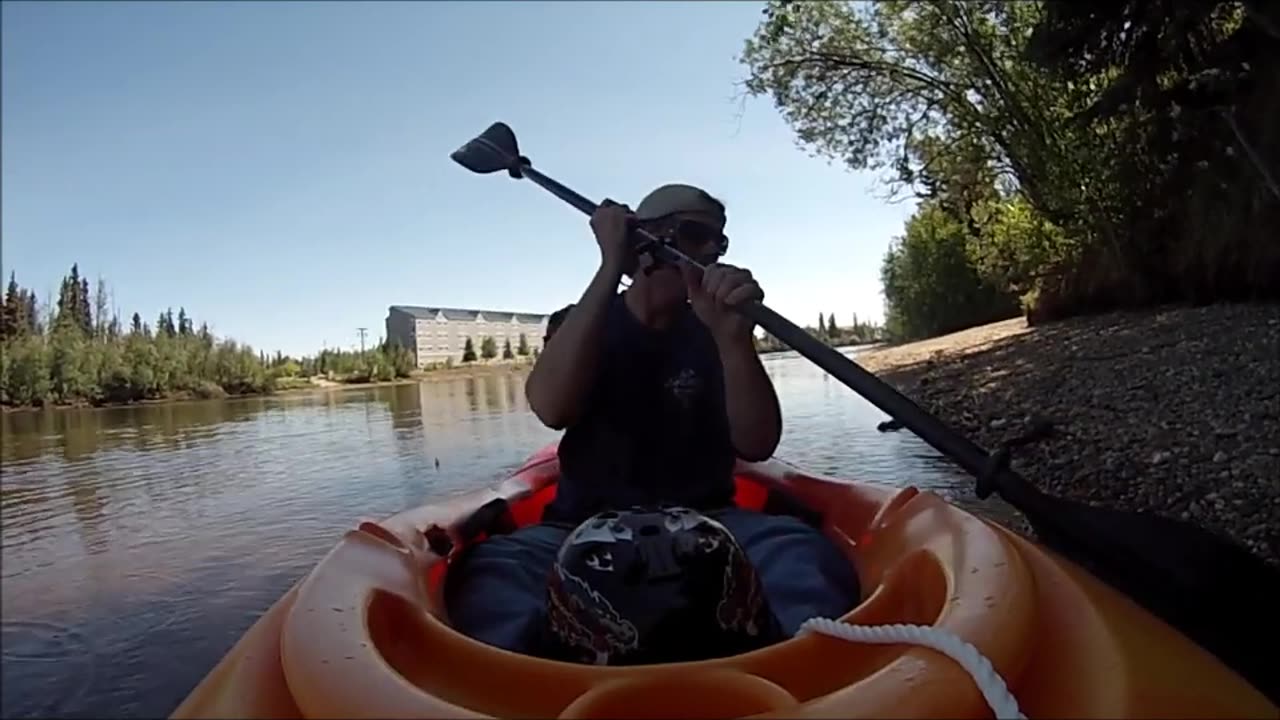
[543,293,737,524]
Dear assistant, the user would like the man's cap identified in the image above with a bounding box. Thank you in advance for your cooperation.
[634,183,725,225]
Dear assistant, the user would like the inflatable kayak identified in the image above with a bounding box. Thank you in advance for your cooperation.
[171,444,1276,719]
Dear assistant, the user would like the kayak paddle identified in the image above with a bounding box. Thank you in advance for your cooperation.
[449,121,1280,703]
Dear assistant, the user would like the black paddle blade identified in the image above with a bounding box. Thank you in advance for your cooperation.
[991,472,1280,704]
[450,122,521,175]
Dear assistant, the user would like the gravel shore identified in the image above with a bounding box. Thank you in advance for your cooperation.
[857,303,1280,567]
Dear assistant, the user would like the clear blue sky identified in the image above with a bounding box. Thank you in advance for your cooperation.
[2,1,916,357]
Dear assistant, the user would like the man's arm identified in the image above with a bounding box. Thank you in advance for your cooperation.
[717,333,782,461]
[526,263,622,429]
[526,201,633,430]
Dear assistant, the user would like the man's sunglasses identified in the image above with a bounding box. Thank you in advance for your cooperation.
[642,219,729,263]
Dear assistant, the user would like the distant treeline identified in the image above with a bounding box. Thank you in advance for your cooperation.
[0,265,414,408]
[754,312,886,353]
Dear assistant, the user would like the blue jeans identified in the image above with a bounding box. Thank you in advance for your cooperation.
[445,507,861,654]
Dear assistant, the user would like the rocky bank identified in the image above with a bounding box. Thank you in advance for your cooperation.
[857,303,1280,567]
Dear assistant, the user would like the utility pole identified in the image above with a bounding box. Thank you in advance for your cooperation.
[356,327,368,355]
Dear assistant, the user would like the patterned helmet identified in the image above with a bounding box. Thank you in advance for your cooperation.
[542,506,781,666]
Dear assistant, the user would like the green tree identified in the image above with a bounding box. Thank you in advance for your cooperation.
[48,325,94,403]
[881,202,1020,341]
[2,272,27,339]
[741,2,1085,322]
[371,353,394,382]
[743,0,1280,322]
[157,308,177,338]
[56,264,84,333]
[95,339,133,403]
[78,276,92,335]
[93,277,109,338]
[502,338,515,360]
[56,275,71,329]
[23,291,38,335]
[388,342,415,377]
[122,333,158,398]
[517,332,530,356]
[480,336,498,360]
[178,307,191,336]
[827,312,838,337]
[817,313,826,338]
[364,339,416,379]
[462,337,477,363]
[2,335,50,405]
[742,2,1074,218]
[1029,0,1279,312]
[53,264,92,336]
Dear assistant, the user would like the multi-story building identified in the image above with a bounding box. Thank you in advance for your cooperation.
[385,305,550,368]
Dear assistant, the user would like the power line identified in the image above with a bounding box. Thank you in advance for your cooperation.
[356,327,368,354]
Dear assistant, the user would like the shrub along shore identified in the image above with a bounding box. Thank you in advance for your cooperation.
[0,265,542,410]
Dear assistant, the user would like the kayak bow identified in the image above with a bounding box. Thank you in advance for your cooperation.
[171,445,1277,719]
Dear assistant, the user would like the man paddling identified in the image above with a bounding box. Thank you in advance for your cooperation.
[446,184,859,656]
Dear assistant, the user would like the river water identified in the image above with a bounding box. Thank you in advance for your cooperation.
[1,347,1004,718]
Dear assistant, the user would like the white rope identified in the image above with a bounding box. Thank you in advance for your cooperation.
[799,617,1027,720]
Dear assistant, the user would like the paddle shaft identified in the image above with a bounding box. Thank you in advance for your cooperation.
[518,163,1000,481]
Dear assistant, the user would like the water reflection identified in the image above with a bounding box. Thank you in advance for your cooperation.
[0,356,996,718]
[2,399,263,465]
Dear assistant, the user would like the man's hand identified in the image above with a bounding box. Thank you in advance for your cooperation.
[681,262,764,346]
[589,200,634,274]
[682,260,781,461]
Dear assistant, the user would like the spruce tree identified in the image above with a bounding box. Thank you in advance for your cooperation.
[2,273,21,338]
[79,276,92,335]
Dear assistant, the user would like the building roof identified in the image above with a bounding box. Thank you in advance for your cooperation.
[389,305,548,324]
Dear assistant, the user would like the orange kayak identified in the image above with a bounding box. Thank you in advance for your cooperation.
[171,444,1276,719]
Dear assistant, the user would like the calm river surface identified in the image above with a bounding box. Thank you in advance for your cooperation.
[1,347,1003,718]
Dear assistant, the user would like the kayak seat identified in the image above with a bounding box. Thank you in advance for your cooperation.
[435,476,823,559]
[760,486,823,528]
[457,497,518,541]
[423,498,518,559]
